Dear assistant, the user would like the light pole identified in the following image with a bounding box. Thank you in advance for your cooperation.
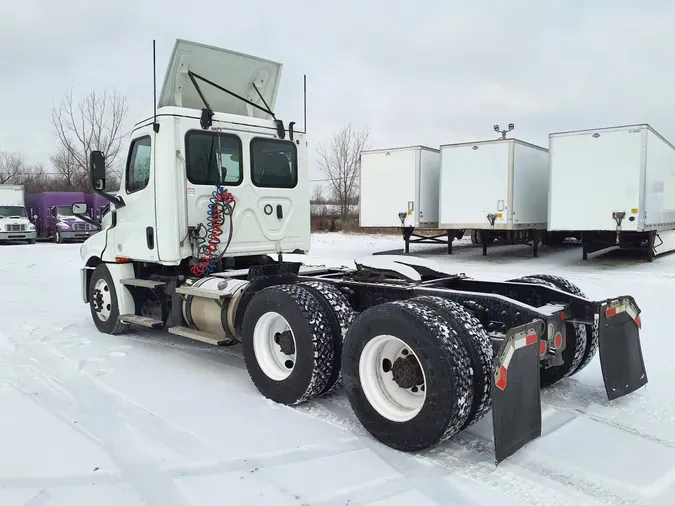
[493,123,515,139]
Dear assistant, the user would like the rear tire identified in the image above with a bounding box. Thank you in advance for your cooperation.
[525,274,598,377]
[508,275,587,387]
[342,299,473,452]
[299,281,355,395]
[413,296,493,428]
[89,264,130,335]
[241,284,337,405]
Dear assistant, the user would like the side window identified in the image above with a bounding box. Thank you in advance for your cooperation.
[185,131,242,186]
[126,136,152,194]
[250,138,297,189]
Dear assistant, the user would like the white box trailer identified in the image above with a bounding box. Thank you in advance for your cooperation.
[359,146,440,229]
[548,124,675,261]
[438,138,549,256]
[359,146,457,253]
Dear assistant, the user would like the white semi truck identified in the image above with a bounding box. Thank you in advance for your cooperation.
[74,39,648,464]
[0,184,37,244]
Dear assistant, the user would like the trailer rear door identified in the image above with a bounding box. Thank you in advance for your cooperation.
[548,127,643,231]
[439,141,510,228]
[360,148,418,228]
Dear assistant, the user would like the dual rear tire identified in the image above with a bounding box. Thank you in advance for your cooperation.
[507,274,598,387]
[242,284,493,452]
[241,282,355,405]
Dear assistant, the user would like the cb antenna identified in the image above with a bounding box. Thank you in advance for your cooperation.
[152,40,159,133]
[493,123,514,139]
[303,74,307,133]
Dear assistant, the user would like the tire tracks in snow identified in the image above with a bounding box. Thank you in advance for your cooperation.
[296,393,646,505]
[4,353,195,505]
[541,380,675,449]
[0,330,375,505]
[83,329,657,505]
[8,324,661,505]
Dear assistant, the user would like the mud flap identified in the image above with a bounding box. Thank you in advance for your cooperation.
[598,297,648,401]
[492,319,545,465]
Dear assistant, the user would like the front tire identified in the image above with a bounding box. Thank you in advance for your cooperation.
[88,263,130,335]
[241,284,338,405]
[342,299,473,452]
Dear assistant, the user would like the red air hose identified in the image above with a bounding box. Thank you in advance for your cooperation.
[191,186,235,277]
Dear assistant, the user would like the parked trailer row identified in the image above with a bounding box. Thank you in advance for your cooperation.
[71,38,649,466]
[360,125,675,261]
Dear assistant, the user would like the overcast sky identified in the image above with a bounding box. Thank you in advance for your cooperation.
[1,0,674,185]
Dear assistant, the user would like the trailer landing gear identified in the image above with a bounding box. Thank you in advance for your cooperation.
[396,227,463,255]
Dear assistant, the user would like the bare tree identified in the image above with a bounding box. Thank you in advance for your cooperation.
[317,123,371,221]
[51,88,129,189]
[50,146,86,190]
[311,184,325,203]
[0,151,50,192]
[0,151,26,184]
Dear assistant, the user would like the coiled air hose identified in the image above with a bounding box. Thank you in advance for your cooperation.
[190,185,236,277]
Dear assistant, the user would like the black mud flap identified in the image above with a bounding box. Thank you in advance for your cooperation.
[598,297,648,401]
[492,319,545,465]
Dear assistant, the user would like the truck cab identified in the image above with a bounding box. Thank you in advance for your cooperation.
[78,39,309,311]
[0,185,37,244]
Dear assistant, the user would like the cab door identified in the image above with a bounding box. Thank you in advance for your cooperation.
[109,127,159,262]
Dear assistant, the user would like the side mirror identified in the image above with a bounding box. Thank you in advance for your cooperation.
[72,202,88,216]
[33,215,38,220]
[90,151,106,191]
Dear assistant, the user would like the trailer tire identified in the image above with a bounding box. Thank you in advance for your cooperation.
[342,299,473,452]
[241,284,336,405]
[413,296,493,429]
[508,275,587,387]
[299,281,355,395]
[524,274,599,377]
[88,263,130,335]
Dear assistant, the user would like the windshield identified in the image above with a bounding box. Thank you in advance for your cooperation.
[0,206,27,218]
[56,205,75,217]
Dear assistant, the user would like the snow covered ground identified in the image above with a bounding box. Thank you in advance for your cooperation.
[1,233,674,505]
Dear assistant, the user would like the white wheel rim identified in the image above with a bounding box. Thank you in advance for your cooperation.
[92,277,112,322]
[253,311,297,381]
[359,335,427,422]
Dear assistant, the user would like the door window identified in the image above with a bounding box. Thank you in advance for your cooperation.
[250,138,297,189]
[185,131,242,186]
[126,136,152,194]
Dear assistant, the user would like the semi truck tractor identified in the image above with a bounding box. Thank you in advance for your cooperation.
[0,184,36,244]
[25,191,97,243]
[74,39,648,464]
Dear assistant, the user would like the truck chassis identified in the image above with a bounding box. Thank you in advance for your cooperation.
[83,256,647,464]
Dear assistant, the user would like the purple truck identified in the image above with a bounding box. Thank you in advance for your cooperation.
[24,192,97,243]
[85,193,108,221]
